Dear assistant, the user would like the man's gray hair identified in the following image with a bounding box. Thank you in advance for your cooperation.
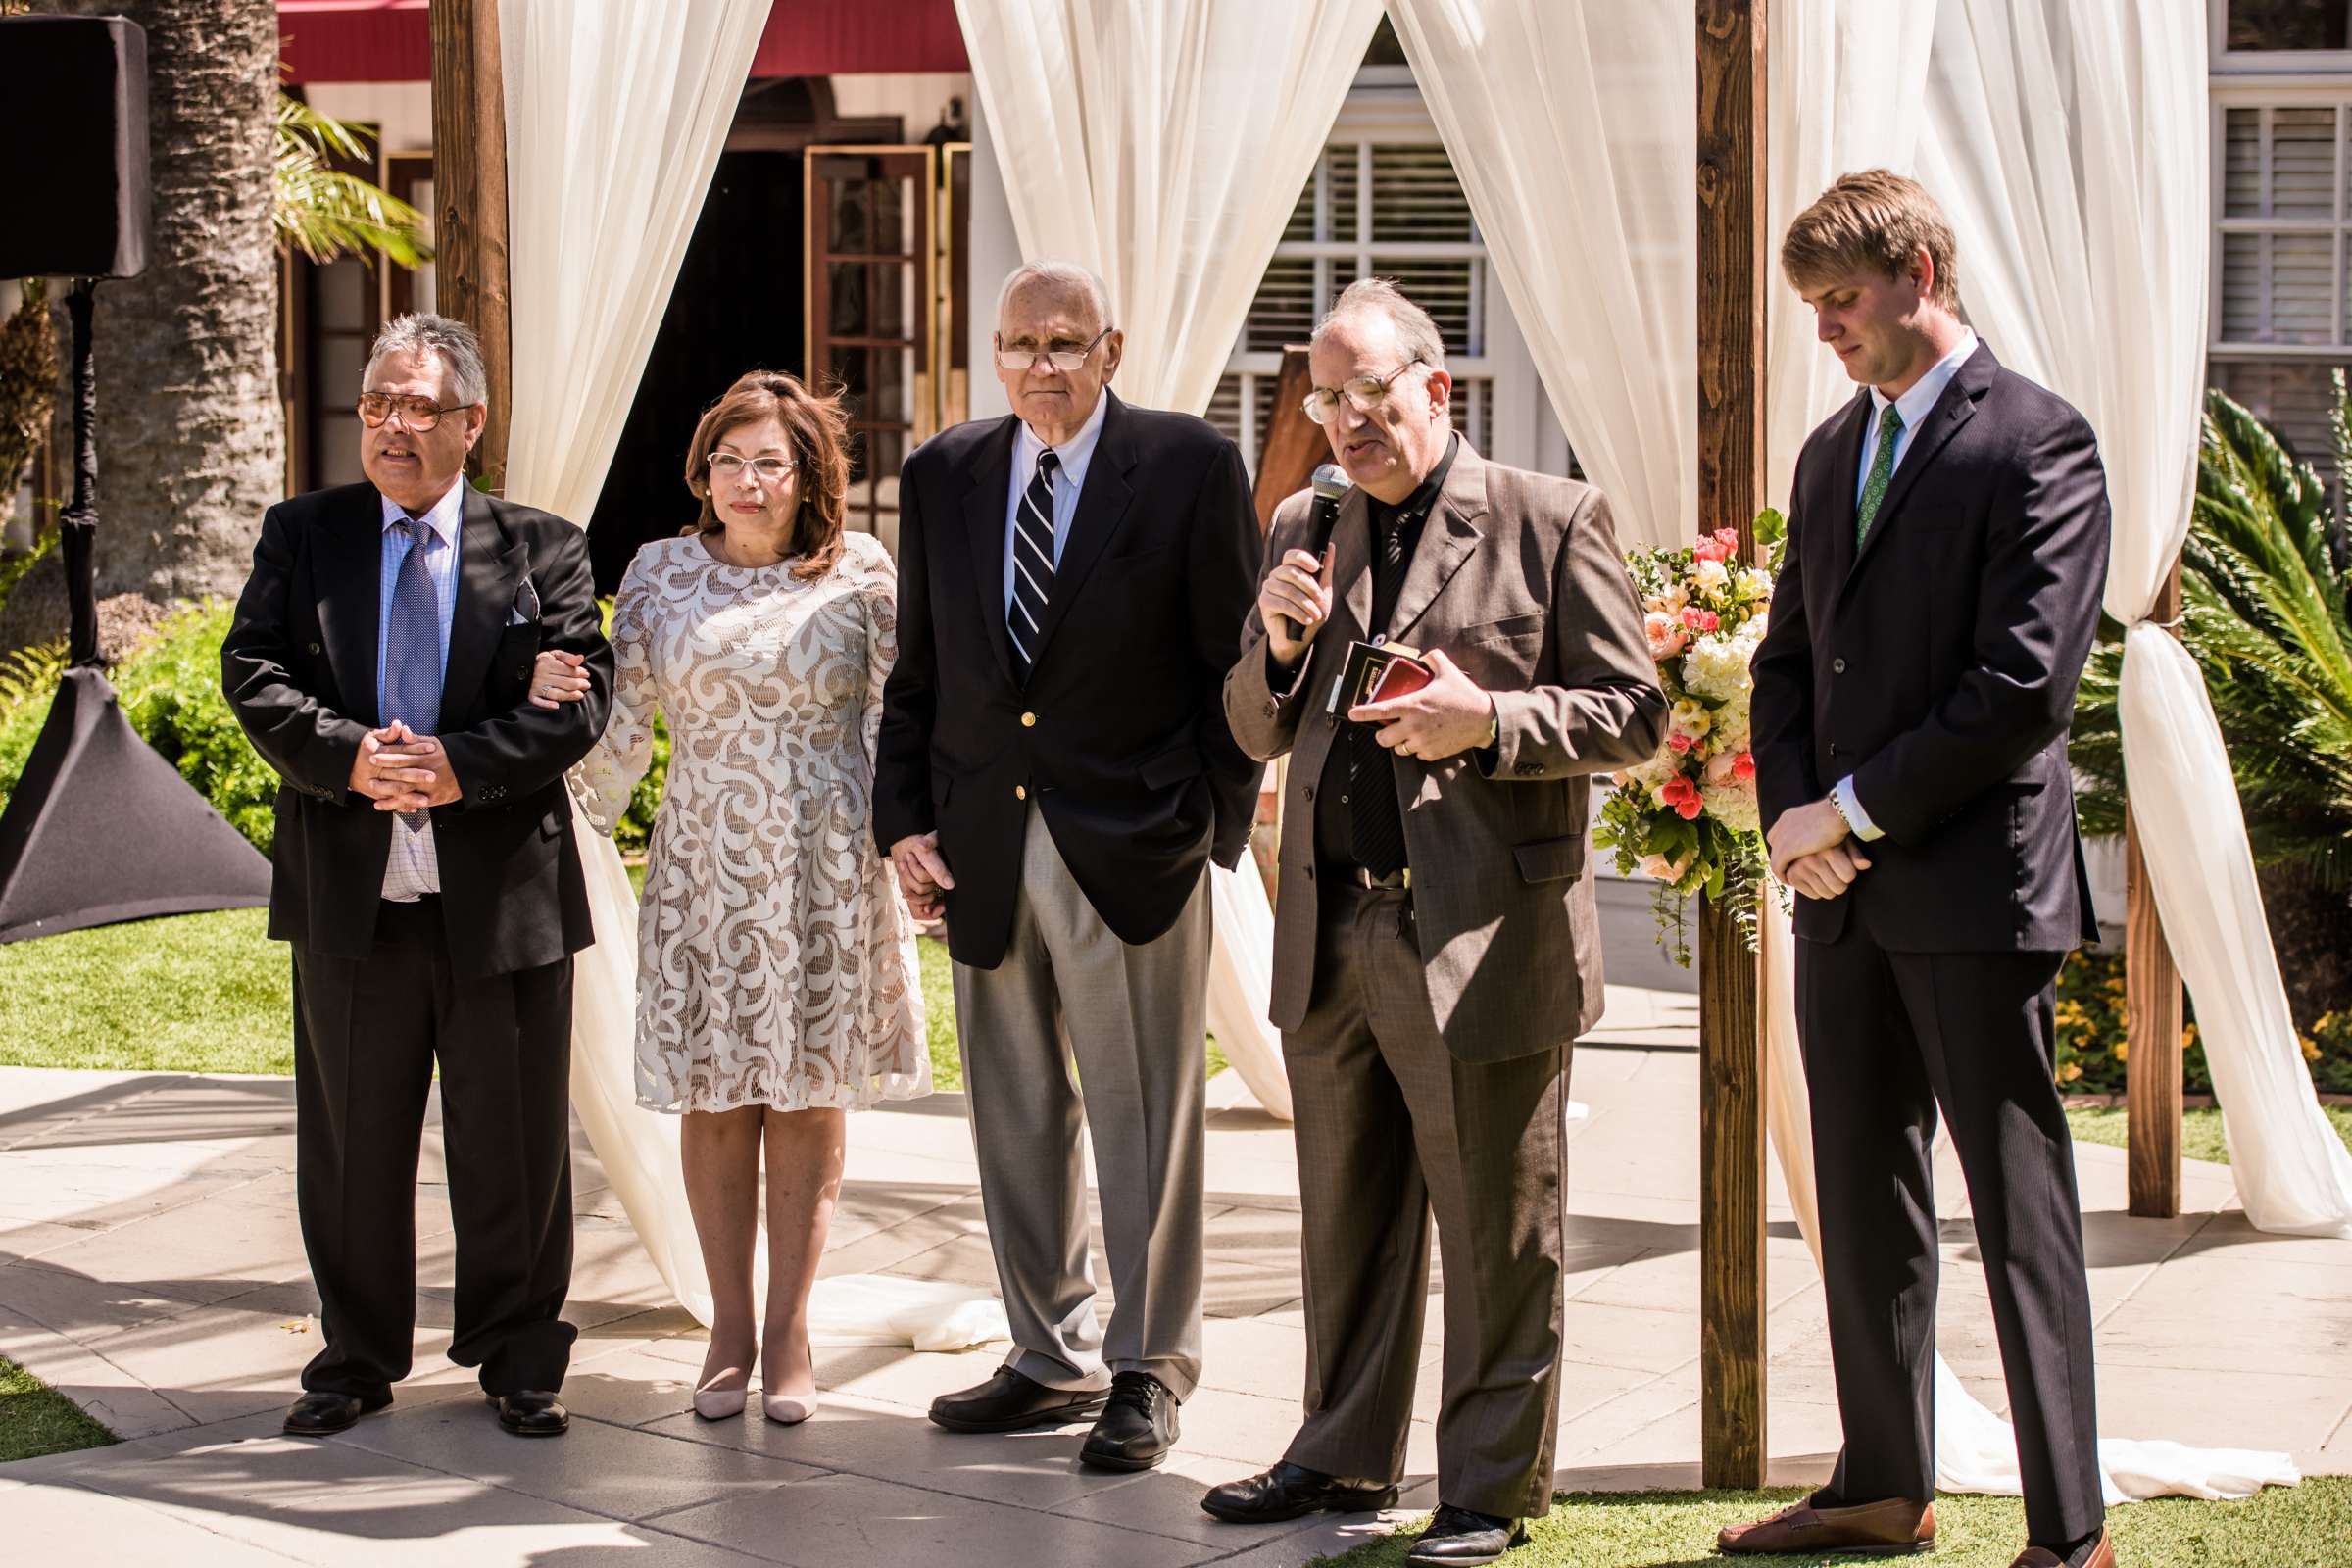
[1311,277,1447,373]
[366,312,489,406]
[995,260,1114,333]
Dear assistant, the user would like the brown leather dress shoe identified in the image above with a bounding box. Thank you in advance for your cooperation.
[1717,1495,1935,1556]
[2010,1530,2115,1568]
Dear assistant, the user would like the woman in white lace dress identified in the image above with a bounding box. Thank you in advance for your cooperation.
[541,370,925,1425]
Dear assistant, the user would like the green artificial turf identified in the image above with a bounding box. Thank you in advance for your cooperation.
[0,1355,117,1464]
[2067,1103,2352,1166]
[1314,1481,2352,1567]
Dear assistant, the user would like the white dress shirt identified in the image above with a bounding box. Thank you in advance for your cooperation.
[1001,391,1109,618]
[376,478,465,899]
[1835,329,1978,843]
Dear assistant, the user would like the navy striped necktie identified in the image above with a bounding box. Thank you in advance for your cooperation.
[1008,450,1058,683]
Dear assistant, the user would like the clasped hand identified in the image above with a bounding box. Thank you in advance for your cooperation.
[1766,797,1873,901]
[888,831,955,922]
[347,722,463,813]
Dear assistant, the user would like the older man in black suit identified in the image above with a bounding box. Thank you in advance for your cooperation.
[222,313,612,1441]
[875,261,1262,1472]
[1730,172,2114,1568]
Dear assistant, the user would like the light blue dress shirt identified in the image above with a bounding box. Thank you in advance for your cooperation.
[1001,391,1109,619]
[375,477,465,897]
[1834,330,1978,843]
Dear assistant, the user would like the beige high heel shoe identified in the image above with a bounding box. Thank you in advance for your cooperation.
[693,1348,754,1420]
[761,1340,820,1425]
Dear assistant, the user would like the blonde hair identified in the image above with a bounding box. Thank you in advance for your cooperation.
[681,370,852,583]
[1781,170,1961,310]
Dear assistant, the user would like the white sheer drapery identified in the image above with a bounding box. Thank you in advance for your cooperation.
[953,0,1385,421]
[956,0,1386,1122]
[496,0,768,1327]
[499,2,1002,1348]
[1385,0,1693,549]
[1919,0,2352,1238]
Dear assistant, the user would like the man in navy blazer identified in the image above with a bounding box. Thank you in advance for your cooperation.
[1730,173,2115,1568]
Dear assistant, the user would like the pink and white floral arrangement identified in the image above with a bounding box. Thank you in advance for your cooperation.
[1594,511,1787,963]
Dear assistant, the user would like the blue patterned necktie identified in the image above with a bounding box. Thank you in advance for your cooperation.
[1008,450,1058,683]
[383,517,442,833]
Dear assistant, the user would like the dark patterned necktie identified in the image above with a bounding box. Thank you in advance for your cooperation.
[1008,451,1058,683]
[1348,508,1415,878]
[1855,402,1905,546]
[383,517,442,833]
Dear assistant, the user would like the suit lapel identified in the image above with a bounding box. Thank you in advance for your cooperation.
[318,485,386,726]
[1333,485,1374,643]
[1028,392,1137,668]
[1843,342,1994,588]
[439,484,524,732]
[1822,393,1871,589]
[1389,444,1490,643]
[958,415,1022,689]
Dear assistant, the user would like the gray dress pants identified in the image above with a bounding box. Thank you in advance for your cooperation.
[951,808,1210,1398]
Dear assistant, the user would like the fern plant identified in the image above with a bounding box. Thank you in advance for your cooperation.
[2073,383,2352,894]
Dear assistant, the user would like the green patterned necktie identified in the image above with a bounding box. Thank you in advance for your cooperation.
[1855,402,1906,546]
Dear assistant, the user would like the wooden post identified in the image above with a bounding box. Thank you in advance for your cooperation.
[429,0,512,489]
[1695,0,1770,1490]
[2126,559,2186,1217]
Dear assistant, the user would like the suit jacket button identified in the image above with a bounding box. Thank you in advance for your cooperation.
[307,640,322,655]
[1828,742,1840,758]
[1833,657,1847,674]
[1263,701,1278,717]
[1015,785,1027,801]
[1020,711,1037,727]
[1302,784,1315,802]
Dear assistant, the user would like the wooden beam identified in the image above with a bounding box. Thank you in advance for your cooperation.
[1694,0,1770,1490]
[2126,557,2186,1217]
[429,0,512,491]
[1252,346,1323,533]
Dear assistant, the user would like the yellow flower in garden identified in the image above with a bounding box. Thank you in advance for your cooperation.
[2058,1061,2082,1084]
[2113,1039,2128,1061]
[2302,1036,2322,1062]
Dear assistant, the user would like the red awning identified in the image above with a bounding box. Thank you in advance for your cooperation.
[279,0,968,86]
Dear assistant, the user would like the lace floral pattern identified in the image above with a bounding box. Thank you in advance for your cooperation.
[569,531,927,1113]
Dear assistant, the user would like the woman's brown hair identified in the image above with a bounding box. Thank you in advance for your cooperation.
[682,369,852,581]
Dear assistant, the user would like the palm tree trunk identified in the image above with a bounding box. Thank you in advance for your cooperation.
[52,0,282,604]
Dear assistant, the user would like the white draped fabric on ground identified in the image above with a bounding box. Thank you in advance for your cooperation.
[1918,0,2352,1239]
[1389,0,2294,1500]
[956,0,1388,1123]
[498,0,1003,1347]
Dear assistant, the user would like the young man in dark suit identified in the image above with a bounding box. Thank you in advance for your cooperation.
[874,262,1262,1471]
[222,314,612,1440]
[1731,172,2114,1568]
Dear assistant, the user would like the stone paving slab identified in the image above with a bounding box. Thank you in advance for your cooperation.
[0,1054,2344,1568]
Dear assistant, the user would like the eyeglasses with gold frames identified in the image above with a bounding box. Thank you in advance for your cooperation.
[1300,359,1427,425]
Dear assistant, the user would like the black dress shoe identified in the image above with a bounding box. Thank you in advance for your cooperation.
[282,1390,391,1437]
[929,1365,1109,1433]
[1079,1371,1178,1472]
[488,1390,569,1436]
[1406,1504,1529,1566]
[1201,1460,1401,1523]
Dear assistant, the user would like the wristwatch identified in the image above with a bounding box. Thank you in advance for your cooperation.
[1827,788,1858,835]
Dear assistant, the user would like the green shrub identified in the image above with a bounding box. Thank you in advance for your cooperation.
[2052,945,2352,1096]
[0,599,668,857]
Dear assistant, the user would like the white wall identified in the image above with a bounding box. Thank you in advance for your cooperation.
[829,72,971,138]
[303,81,434,153]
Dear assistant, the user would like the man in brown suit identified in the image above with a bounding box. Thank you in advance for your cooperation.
[1200,279,1665,1566]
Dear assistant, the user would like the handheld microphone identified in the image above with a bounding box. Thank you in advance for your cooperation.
[1278,464,1352,640]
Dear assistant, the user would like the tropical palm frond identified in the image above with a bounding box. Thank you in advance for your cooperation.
[2076,385,2352,892]
[273,94,433,269]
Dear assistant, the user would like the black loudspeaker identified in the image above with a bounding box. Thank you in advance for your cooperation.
[0,16,150,279]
